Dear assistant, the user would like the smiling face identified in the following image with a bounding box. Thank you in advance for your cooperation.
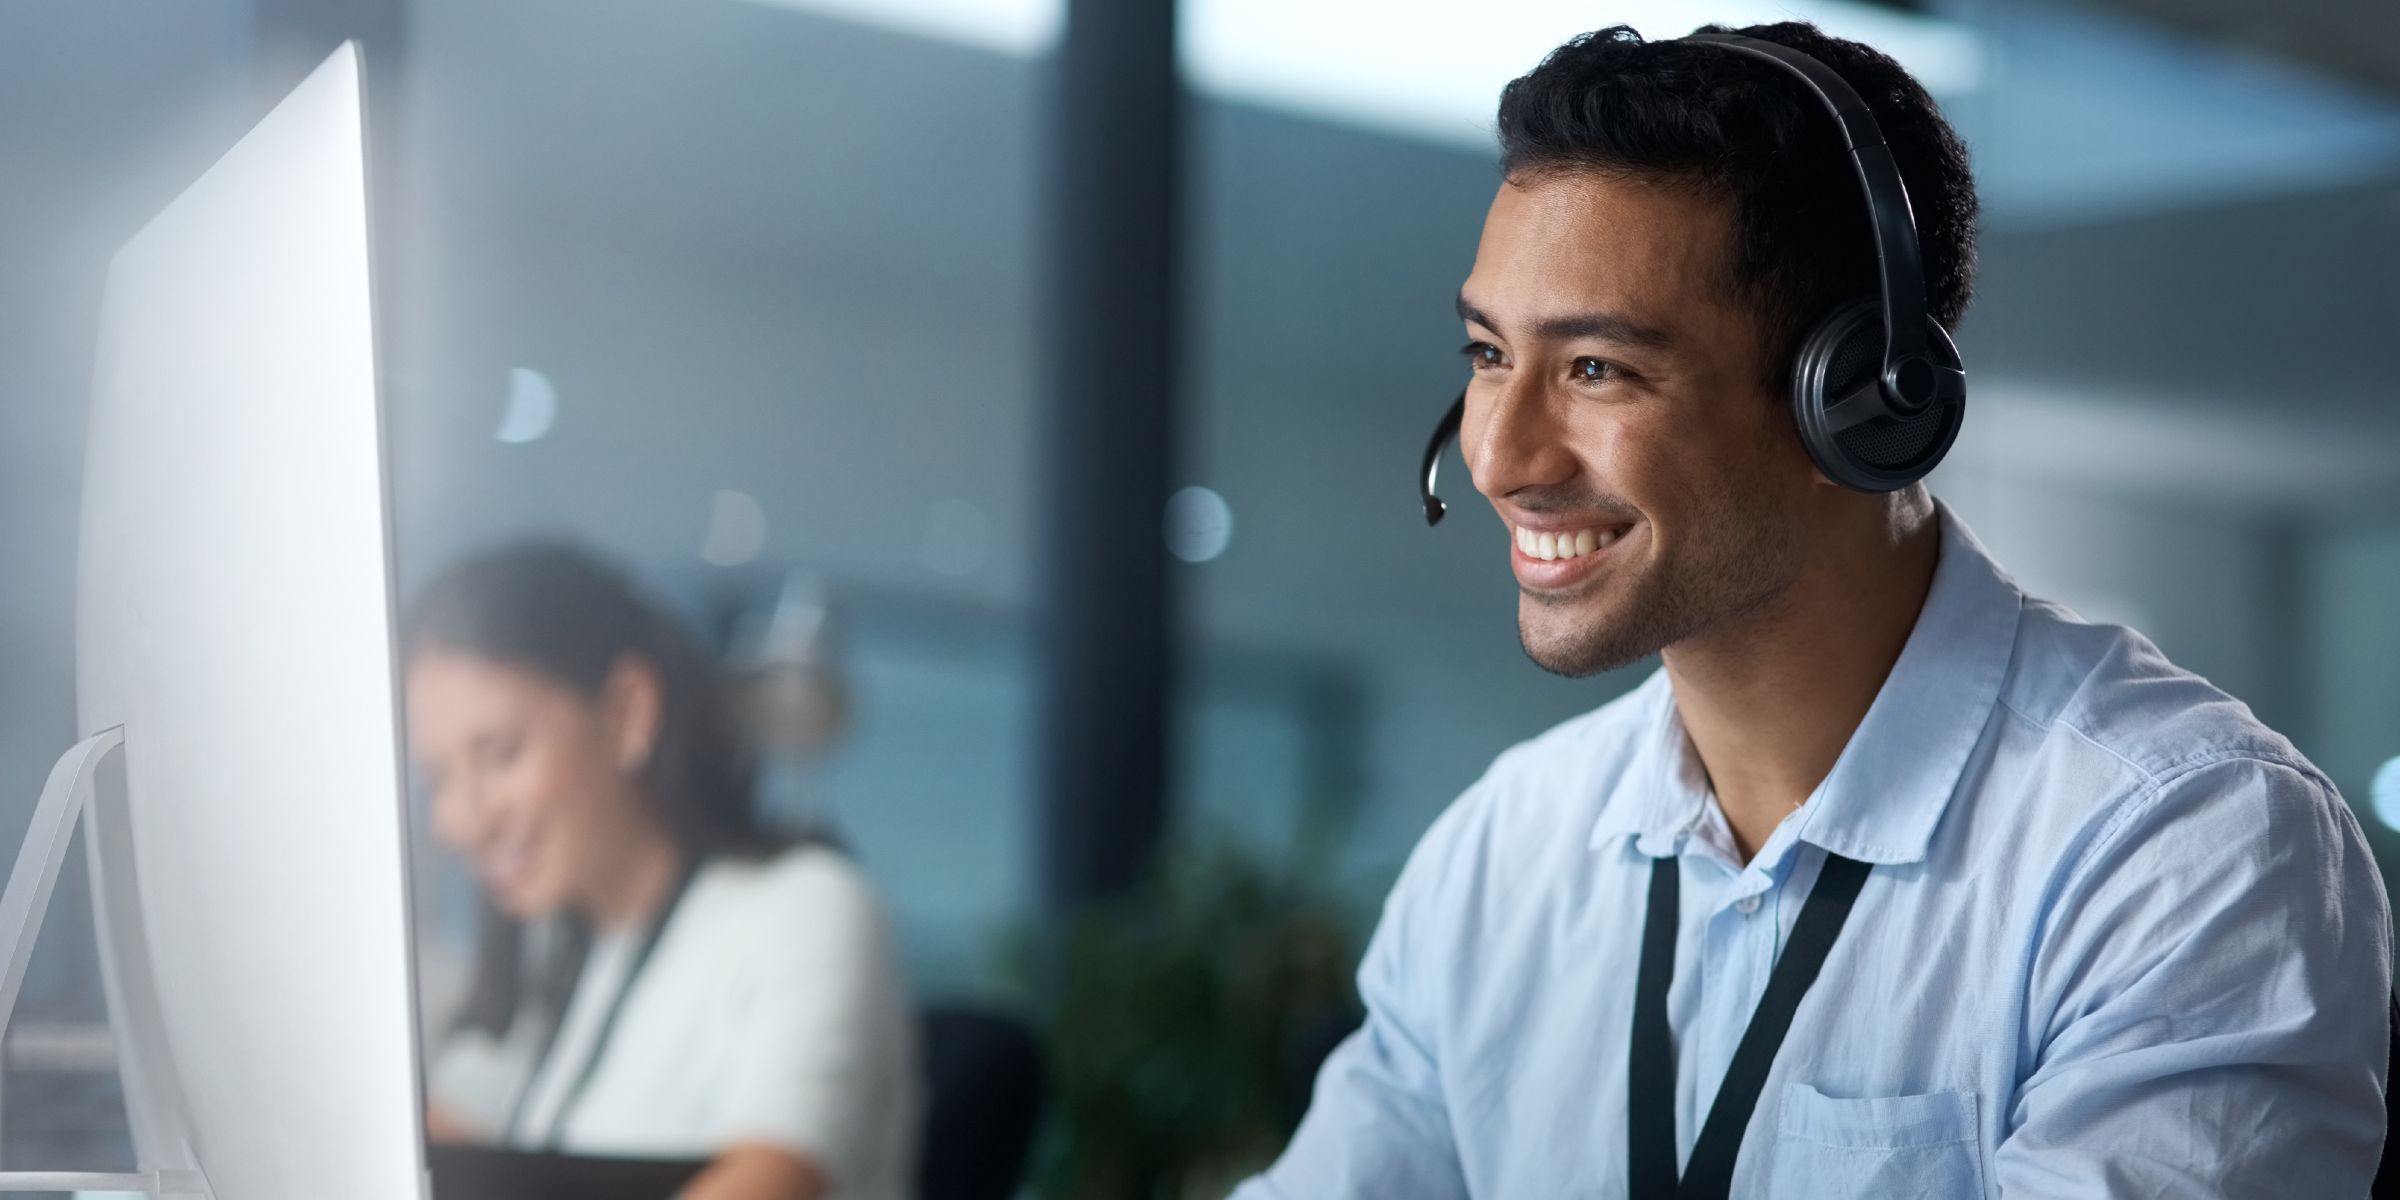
[1459,171,1819,676]
[407,649,662,921]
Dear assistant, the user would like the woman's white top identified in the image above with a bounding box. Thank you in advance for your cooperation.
[431,845,921,1200]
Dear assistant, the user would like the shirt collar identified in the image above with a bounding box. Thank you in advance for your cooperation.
[1590,504,2023,865]
[1586,672,1713,855]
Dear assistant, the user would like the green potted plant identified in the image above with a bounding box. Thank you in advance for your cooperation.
[1006,836,1367,1200]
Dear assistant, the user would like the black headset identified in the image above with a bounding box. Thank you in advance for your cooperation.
[1418,32,1967,526]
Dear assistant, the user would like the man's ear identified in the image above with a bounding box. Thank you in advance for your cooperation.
[599,654,664,774]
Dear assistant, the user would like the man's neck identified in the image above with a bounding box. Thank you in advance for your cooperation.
[1663,501,1942,863]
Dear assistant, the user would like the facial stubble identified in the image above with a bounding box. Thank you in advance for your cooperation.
[1517,489,1800,679]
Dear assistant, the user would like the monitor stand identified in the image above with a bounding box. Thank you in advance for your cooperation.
[0,730,210,1197]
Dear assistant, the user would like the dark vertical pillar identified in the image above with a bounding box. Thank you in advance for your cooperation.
[1035,0,1182,908]
[2252,517,2308,747]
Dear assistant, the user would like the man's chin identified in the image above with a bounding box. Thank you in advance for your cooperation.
[1518,604,1652,679]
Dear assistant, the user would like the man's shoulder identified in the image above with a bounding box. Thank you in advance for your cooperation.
[1979,595,2372,912]
[1993,608,2389,1049]
[1998,595,2319,792]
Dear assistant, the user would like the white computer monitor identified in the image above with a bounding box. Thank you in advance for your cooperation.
[0,44,425,1199]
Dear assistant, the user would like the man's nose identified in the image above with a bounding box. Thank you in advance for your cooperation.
[1468,375,1577,500]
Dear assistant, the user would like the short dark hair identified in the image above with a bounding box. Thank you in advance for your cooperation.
[1495,22,1978,393]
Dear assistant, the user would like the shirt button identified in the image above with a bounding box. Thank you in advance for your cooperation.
[1735,895,1761,915]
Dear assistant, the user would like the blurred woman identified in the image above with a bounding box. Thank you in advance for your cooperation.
[407,544,917,1200]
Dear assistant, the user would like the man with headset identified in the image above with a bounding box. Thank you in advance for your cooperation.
[1234,21,2391,1200]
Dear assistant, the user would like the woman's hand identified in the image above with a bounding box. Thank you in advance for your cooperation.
[673,1142,827,1200]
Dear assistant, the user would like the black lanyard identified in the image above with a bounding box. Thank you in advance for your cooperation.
[506,858,703,1148]
[1627,851,1873,1200]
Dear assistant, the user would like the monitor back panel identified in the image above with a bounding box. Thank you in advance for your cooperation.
[77,44,424,1200]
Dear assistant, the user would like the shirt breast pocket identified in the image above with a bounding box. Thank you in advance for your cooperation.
[1768,1082,1985,1200]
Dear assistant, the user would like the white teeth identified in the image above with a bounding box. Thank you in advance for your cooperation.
[1513,524,1627,562]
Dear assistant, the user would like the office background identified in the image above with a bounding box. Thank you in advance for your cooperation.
[2,0,2398,1193]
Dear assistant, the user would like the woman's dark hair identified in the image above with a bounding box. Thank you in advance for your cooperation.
[1495,21,1979,395]
[405,542,791,1039]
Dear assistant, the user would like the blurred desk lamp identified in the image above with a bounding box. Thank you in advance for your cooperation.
[729,573,851,823]
[0,45,424,1199]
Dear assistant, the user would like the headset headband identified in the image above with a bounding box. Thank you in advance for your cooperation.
[1679,33,1932,388]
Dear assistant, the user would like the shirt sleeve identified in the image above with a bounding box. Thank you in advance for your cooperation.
[1233,798,1477,1200]
[709,852,918,1191]
[1993,756,2392,1198]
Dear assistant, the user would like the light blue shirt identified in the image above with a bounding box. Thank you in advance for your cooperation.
[1238,508,2391,1199]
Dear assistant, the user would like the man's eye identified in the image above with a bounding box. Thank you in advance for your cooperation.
[1572,357,1621,383]
[1460,341,1505,370]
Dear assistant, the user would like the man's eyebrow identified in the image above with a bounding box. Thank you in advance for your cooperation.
[1456,292,1500,332]
[1455,291,1676,351]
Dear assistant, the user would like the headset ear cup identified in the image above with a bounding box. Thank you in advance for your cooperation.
[1790,301,1882,487]
[1790,297,1963,492]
